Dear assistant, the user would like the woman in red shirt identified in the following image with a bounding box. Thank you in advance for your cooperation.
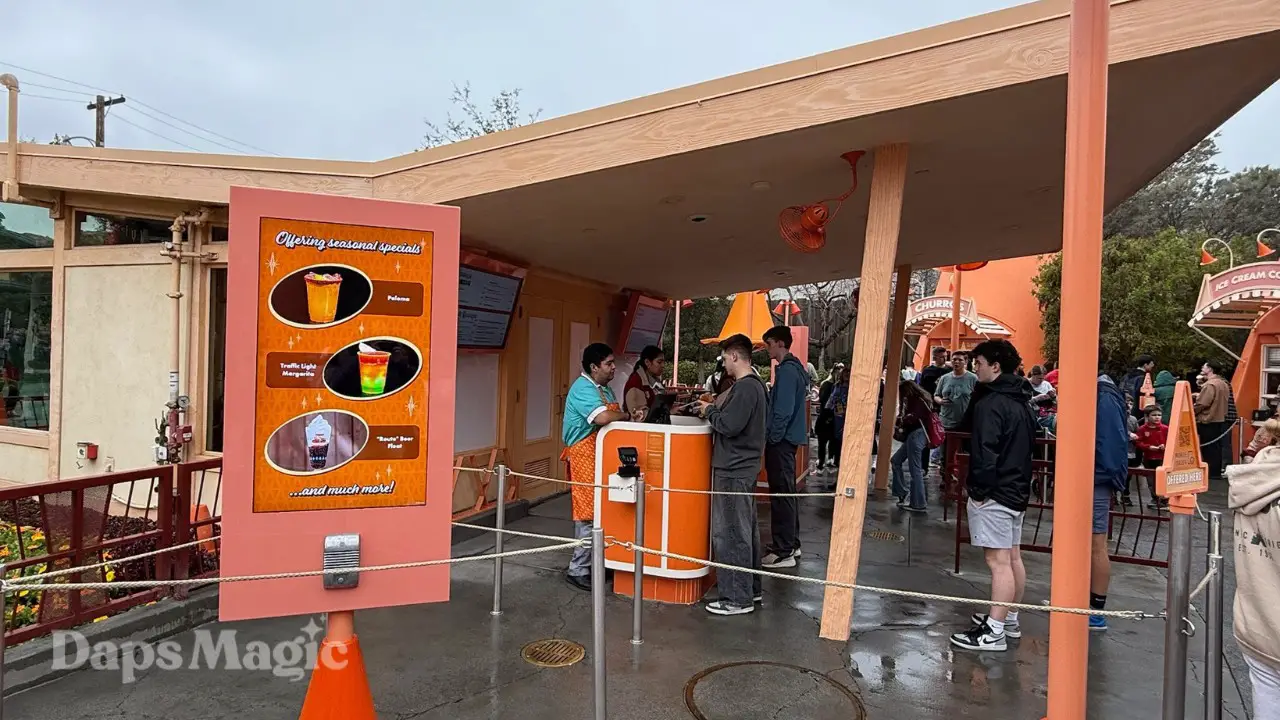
[623,345,667,419]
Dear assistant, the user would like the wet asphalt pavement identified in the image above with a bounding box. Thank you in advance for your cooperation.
[5,457,1251,719]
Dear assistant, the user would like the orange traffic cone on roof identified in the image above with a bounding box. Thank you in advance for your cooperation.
[299,612,376,720]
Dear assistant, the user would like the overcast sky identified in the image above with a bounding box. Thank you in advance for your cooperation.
[3,0,1277,171]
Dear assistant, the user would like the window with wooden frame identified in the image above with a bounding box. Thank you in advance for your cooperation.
[0,202,56,437]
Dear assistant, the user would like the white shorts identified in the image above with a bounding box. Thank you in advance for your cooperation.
[967,497,1025,550]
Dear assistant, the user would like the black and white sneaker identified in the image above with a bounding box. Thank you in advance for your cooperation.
[950,621,1007,651]
[969,613,1022,638]
[753,592,763,603]
[761,551,797,569]
[706,600,754,616]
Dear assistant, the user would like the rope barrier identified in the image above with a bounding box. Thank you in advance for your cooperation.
[11,535,222,584]
[1199,422,1238,448]
[651,486,839,498]
[505,469,611,490]
[610,539,1154,621]
[0,541,585,593]
[451,521,580,544]
[453,466,492,475]
[1188,565,1217,602]
[464,465,839,497]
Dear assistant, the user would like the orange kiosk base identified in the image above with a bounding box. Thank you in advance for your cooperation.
[595,418,715,605]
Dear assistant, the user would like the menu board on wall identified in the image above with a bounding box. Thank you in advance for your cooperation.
[618,292,670,355]
[457,264,522,349]
[254,218,433,513]
[624,303,668,354]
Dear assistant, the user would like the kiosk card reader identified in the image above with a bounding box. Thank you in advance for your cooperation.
[608,446,641,504]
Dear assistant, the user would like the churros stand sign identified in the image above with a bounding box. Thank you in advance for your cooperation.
[220,187,459,621]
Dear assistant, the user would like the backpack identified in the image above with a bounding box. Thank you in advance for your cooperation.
[921,413,946,449]
[1225,385,1239,425]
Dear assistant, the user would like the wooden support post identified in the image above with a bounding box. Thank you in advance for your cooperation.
[873,264,912,493]
[1046,1,1109,718]
[820,144,908,641]
[950,270,962,353]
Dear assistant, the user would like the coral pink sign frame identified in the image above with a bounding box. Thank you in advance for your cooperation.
[220,187,459,621]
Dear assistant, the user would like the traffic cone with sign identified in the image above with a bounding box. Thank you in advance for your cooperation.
[299,611,376,720]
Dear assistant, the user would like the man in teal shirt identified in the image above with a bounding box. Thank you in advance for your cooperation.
[561,342,632,591]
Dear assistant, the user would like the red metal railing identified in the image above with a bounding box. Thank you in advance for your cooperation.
[942,432,1170,573]
[1,458,223,644]
[172,458,224,600]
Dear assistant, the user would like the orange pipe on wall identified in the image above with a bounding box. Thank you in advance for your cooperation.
[1045,1,1109,719]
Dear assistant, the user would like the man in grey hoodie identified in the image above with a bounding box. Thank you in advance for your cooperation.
[694,333,769,616]
[761,325,809,568]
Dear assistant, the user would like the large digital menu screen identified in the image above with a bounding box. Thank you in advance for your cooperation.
[254,218,432,512]
[457,264,521,349]
[624,302,668,354]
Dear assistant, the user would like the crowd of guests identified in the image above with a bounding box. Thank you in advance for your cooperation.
[558,332,1280,713]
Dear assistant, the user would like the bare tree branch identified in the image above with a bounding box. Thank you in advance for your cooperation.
[422,81,543,149]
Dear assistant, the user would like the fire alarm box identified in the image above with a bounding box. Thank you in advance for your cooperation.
[76,442,99,461]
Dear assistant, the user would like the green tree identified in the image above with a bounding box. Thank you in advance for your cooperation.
[1207,166,1280,239]
[660,296,734,385]
[1032,229,1246,377]
[1104,136,1224,239]
[421,82,542,149]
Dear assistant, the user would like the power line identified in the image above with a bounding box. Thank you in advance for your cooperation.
[111,113,203,152]
[126,98,278,156]
[123,103,262,155]
[19,80,93,99]
[0,60,279,156]
[23,93,85,104]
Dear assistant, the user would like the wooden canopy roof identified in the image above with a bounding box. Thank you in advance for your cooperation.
[3,0,1278,298]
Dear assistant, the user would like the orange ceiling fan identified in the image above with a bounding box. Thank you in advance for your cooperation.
[778,150,866,254]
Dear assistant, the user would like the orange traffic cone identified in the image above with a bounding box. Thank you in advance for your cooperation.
[191,504,216,553]
[299,634,376,719]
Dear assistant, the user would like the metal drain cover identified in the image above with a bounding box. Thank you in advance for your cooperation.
[685,661,866,719]
[866,530,904,542]
[521,638,586,668]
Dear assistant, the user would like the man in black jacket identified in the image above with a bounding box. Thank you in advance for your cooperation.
[950,339,1037,652]
[694,333,768,616]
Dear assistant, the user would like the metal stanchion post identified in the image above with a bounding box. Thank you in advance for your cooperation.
[492,465,509,616]
[632,477,645,646]
[906,513,913,567]
[1162,510,1194,720]
[1205,511,1224,720]
[591,526,607,720]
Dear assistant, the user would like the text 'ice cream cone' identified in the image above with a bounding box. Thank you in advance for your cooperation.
[304,272,342,324]
[357,342,390,396]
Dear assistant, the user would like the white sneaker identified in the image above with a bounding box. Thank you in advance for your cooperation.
[706,600,754,616]
[761,552,797,569]
[950,621,1007,651]
[970,613,1022,638]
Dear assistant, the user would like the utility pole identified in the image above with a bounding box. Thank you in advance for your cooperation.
[86,94,126,147]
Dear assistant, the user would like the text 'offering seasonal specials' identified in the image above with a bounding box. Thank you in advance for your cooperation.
[257,218,432,512]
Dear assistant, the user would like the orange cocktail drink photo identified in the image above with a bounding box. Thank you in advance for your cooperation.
[357,342,391,396]
[304,272,342,324]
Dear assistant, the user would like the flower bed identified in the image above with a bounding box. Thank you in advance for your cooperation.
[0,498,220,633]
[1,521,48,628]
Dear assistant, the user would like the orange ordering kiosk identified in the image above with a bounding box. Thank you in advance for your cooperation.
[595,290,813,605]
[594,417,717,604]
